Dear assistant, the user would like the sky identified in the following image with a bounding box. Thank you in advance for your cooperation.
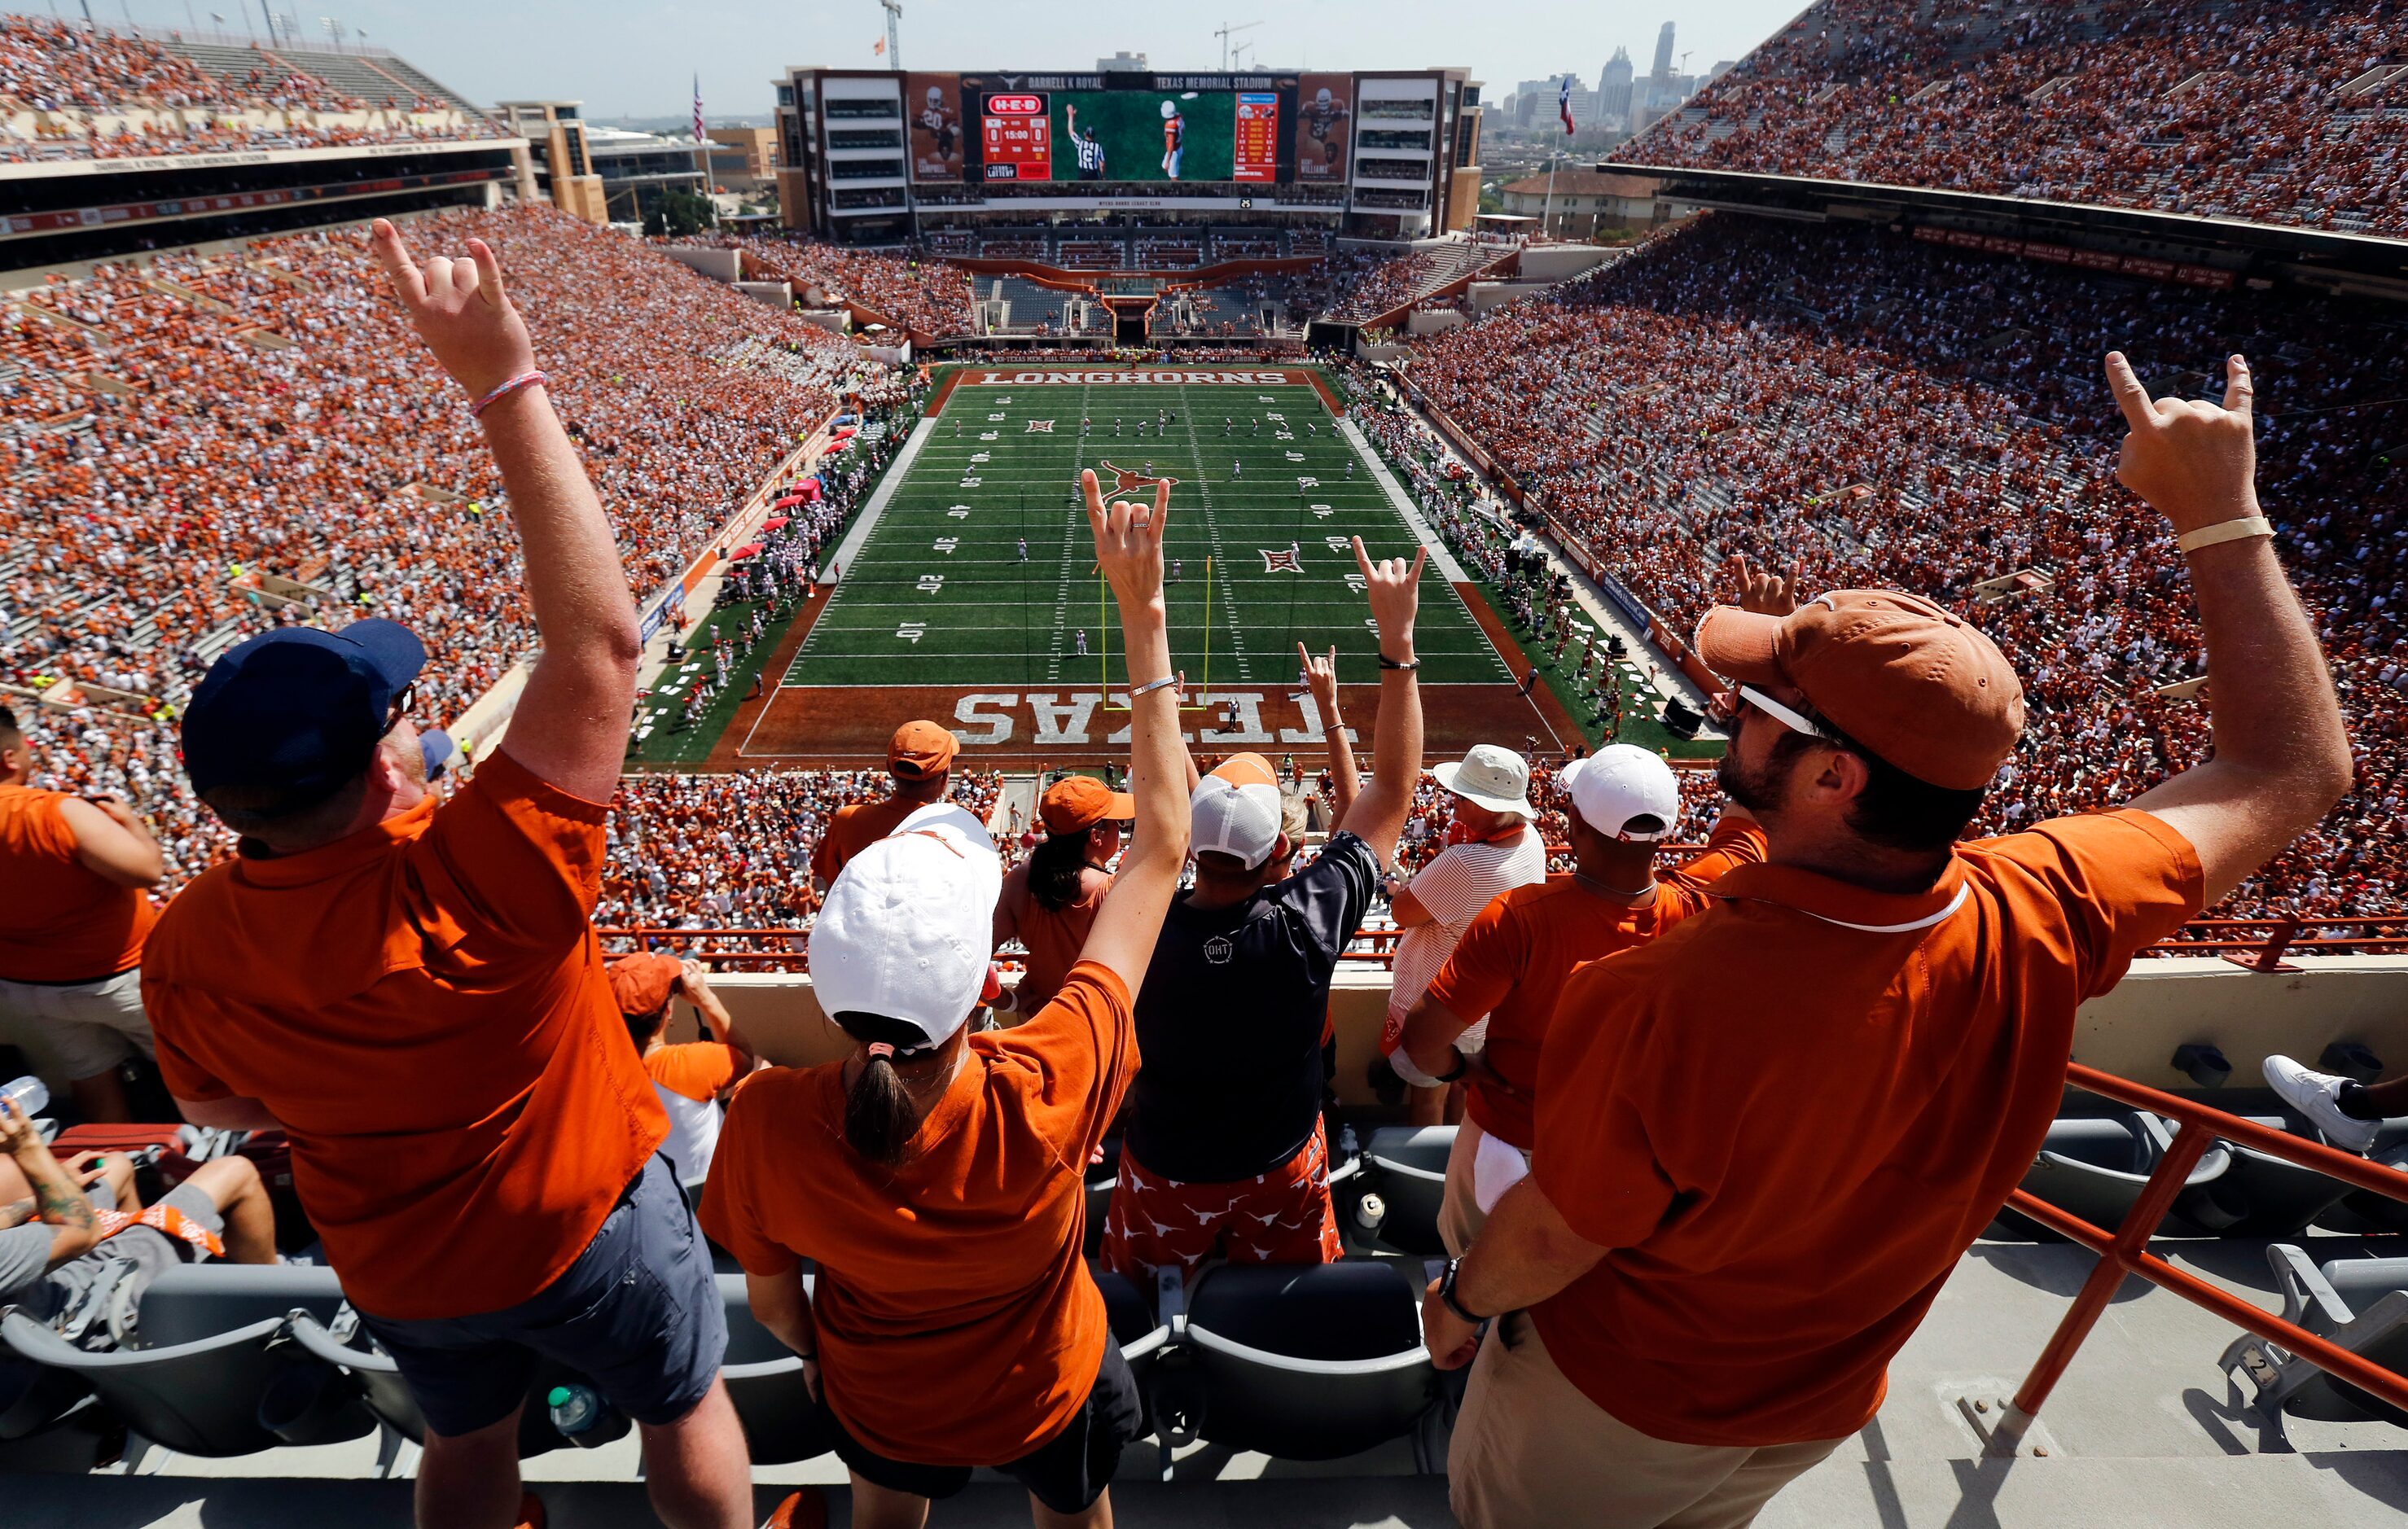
[79,0,1810,120]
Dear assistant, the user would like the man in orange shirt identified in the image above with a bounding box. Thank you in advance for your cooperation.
[809,721,957,890]
[1425,355,2353,1528]
[611,953,757,1183]
[0,704,167,1121]
[1397,744,1762,1255]
[139,224,752,1529]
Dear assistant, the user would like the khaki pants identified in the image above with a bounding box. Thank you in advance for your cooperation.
[1450,1321,1845,1529]
[1439,1115,1537,1257]
[0,967,153,1087]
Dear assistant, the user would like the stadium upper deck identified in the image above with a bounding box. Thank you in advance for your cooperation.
[1614,0,2405,239]
[0,17,512,267]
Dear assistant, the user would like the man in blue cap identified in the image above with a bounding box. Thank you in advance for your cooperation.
[139,221,752,1529]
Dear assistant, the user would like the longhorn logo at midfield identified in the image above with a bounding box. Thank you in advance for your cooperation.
[1094,460,1182,496]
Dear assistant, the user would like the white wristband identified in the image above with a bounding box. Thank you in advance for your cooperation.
[2175,515,2273,554]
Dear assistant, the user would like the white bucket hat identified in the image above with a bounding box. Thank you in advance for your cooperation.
[1559,746,1681,842]
[1432,744,1534,817]
[807,803,1002,1050]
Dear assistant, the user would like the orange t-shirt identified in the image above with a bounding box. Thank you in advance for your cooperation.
[1531,809,2202,1447]
[645,1041,741,1102]
[0,784,156,984]
[809,793,926,886]
[993,859,1112,1013]
[1425,816,1765,1149]
[142,750,668,1321]
[700,961,1135,1465]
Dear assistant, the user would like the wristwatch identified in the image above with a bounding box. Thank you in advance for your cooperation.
[1439,1255,1485,1325]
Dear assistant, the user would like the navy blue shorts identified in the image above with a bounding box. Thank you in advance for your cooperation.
[357,1153,726,1438]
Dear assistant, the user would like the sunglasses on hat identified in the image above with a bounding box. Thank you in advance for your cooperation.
[1708,686,1835,742]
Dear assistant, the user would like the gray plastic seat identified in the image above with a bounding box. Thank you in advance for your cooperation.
[1985,1114,2230,1242]
[2223,1248,2408,1430]
[717,1273,834,1464]
[1350,1125,1454,1255]
[0,1265,366,1457]
[1168,1260,1436,1461]
[2149,1114,2350,1238]
[2311,1125,2408,1235]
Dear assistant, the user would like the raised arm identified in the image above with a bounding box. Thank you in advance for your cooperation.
[1299,641,1358,825]
[1074,471,1191,986]
[2109,354,2353,905]
[369,219,638,804]
[1332,541,1426,867]
[0,1099,99,1268]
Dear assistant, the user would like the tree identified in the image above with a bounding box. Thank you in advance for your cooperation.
[642,186,716,238]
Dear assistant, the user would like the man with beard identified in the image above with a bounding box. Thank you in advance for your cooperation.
[1428,355,2352,1528]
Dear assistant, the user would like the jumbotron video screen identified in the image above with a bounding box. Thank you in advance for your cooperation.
[907,70,1351,187]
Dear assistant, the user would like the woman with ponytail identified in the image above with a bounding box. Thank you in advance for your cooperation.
[701,471,1190,1529]
[992,774,1133,1015]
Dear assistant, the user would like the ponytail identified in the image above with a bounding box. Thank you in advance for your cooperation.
[834,1014,937,1166]
[1027,825,1094,913]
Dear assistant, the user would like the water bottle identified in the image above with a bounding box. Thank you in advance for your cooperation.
[0,1076,48,1121]
[546,1383,630,1448]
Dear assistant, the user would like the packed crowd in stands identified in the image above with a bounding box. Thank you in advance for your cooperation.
[1622,0,2406,235]
[1316,248,1442,322]
[1395,212,2406,918]
[601,768,1005,932]
[3,204,884,892]
[0,16,502,161]
[689,234,979,338]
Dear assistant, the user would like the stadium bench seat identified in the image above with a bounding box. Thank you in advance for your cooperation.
[2313,1128,2408,1235]
[285,1304,605,1457]
[1346,1126,1453,1255]
[2148,1114,2352,1238]
[0,1264,367,1457]
[1160,1260,1438,1461]
[717,1273,836,1464]
[1984,1113,2231,1242]
[2223,1247,2408,1431]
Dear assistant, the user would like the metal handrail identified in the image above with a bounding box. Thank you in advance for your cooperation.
[1993,1061,2408,1452]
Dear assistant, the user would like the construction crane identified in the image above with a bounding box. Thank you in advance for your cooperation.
[881,0,903,72]
[1213,20,1261,72]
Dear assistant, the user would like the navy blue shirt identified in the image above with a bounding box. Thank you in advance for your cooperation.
[1125,832,1379,1182]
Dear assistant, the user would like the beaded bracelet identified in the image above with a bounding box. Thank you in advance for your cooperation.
[471,369,547,418]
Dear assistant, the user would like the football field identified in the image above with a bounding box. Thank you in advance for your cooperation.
[736,366,1574,764]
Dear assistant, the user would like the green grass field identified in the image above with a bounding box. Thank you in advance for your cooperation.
[783,378,1514,692]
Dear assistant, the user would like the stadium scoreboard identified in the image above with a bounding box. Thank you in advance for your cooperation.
[910,72,1355,188]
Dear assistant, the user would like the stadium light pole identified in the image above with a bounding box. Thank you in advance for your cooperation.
[881,0,902,72]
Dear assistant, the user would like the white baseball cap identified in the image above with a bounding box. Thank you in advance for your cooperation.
[1559,747,1681,842]
[807,802,1002,1049]
[1432,744,1534,817]
[1191,752,1284,870]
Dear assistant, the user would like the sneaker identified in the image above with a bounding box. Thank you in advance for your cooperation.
[2264,1054,2381,1154]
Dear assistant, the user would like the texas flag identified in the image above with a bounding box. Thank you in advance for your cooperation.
[1559,74,1576,134]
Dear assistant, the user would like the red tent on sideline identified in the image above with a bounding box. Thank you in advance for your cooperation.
[762,516,791,531]
[730,543,765,559]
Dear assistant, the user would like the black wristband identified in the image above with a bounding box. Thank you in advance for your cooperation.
[1440,1255,1485,1325]
[1432,1048,1468,1084]
[1377,654,1420,671]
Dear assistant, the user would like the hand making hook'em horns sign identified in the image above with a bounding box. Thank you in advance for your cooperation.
[2103,350,2259,537]
[367,217,538,402]
[1353,537,1427,664]
[1082,467,1169,614]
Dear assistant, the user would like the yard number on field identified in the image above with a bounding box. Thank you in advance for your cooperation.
[918,574,945,594]
[896,622,927,643]
[935,537,959,554]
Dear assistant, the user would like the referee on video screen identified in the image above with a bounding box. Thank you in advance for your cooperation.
[1066,103,1106,180]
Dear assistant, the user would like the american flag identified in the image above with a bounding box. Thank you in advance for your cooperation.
[1559,75,1576,134]
[692,73,704,142]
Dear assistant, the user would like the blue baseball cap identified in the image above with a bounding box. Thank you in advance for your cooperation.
[182,620,425,802]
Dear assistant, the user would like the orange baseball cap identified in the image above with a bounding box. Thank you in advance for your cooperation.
[1040,774,1135,835]
[606,951,682,1017]
[1693,590,2024,791]
[888,720,959,778]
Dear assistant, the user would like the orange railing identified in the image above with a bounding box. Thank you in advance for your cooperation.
[1992,1062,2408,1451]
